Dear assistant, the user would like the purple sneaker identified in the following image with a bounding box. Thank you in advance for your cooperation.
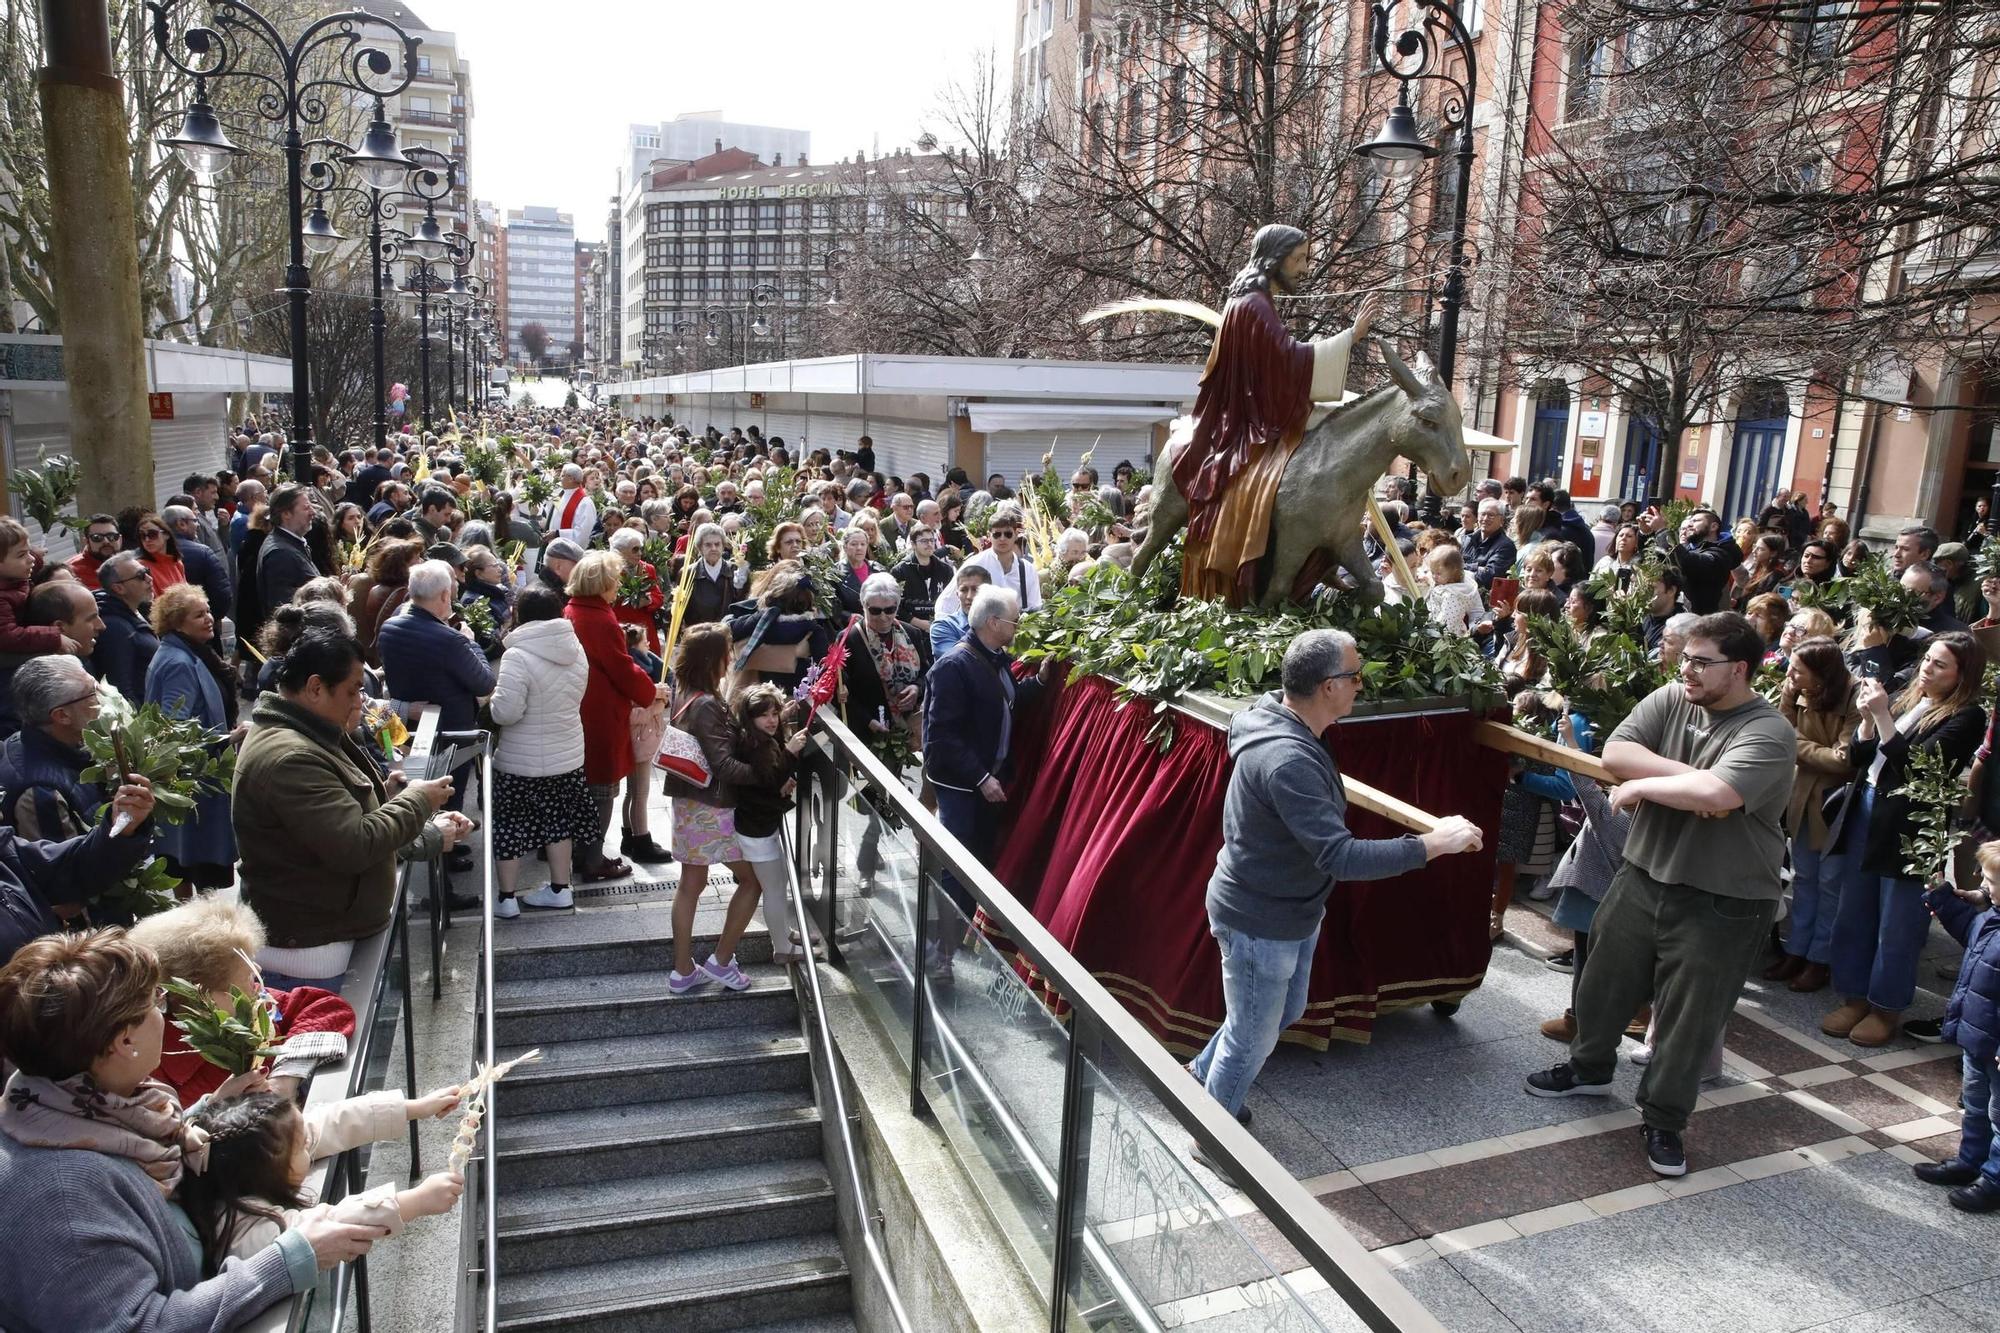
[699,953,751,992]
[667,966,711,995]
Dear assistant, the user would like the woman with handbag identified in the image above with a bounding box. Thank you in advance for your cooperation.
[564,552,668,883]
[659,622,764,996]
[1767,637,1859,992]
[1825,632,1987,1045]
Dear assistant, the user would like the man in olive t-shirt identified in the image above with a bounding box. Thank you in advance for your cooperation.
[1525,612,1796,1179]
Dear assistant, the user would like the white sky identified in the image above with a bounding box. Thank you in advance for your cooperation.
[411,0,1018,242]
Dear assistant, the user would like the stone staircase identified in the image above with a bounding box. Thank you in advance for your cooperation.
[487,899,856,1332]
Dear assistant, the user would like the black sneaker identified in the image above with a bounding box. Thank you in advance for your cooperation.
[1544,949,1576,974]
[1902,1017,1945,1044]
[1524,1063,1613,1098]
[1643,1126,1687,1177]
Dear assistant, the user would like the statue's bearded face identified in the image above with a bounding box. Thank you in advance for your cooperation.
[1273,240,1312,293]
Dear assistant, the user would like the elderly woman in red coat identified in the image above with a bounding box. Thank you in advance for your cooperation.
[608,526,665,654]
[564,551,666,882]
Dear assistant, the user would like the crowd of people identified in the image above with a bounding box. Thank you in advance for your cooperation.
[2,397,1997,1330]
[0,405,1130,1329]
[1202,476,2000,1209]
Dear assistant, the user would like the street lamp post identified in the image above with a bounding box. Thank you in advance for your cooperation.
[703,284,778,365]
[1353,0,1478,390]
[300,130,425,452]
[387,149,468,434]
[150,0,418,481]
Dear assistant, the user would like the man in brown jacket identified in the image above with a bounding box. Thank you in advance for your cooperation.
[234,630,453,990]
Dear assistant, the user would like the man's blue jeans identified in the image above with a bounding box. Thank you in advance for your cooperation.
[1956,1050,2000,1185]
[1189,921,1320,1116]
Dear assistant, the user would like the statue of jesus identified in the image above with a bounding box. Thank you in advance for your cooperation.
[1174,225,1378,603]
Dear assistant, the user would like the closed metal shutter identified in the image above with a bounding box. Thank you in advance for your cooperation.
[148,393,232,505]
[863,418,948,484]
[764,411,810,451]
[982,428,1155,494]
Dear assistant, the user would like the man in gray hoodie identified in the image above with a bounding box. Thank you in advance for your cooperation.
[1191,629,1483,1156]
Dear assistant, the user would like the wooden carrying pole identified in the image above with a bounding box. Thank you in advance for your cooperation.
[1472,720,1615,784]
[1343,777,1440,835]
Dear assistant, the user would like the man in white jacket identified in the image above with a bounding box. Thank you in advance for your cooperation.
[546,463,597,549]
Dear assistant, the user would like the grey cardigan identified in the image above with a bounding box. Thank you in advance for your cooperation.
[1545,774,1631,902]
[0,1130,313,1332]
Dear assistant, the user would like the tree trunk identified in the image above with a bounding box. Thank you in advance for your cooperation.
[37,0,151,513]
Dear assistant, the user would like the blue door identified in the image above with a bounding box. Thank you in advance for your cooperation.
[1722,381,1790,521]
[1620,413,1662,503]
[1529,386,1570,484]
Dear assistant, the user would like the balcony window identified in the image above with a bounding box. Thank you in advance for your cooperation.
[1565,35,1613,120]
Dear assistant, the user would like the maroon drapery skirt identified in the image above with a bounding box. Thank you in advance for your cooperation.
[986,675,1506,1052]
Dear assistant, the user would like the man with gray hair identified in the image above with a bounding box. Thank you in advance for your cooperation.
[0,654,111,842]
[1189,628,1483,1171]
[923,585,1045,917]
[162,505,231,620]
[548,463,596,548]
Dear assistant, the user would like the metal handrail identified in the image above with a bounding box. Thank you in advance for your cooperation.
[810,707,1446,1333]
[479,748,499,1332]
[781,835,916,1333]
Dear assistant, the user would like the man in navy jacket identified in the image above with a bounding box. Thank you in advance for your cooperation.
[922,586,1044,917]
[0,771,157,965]
[378,558,494,834]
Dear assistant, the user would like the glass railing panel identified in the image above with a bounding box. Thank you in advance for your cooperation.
[917,870,1066,1297]
[830,769,922,1038]
[1070,1043,1338,1333]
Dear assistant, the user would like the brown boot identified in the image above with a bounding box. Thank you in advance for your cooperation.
[1763,954,1807,983]
[1624,1006,1652,1041]
[1821,998,1871,1037]
[1788,962,1830,993]
[1540,1010,1576,1042]
[1849,1007,1901,1047]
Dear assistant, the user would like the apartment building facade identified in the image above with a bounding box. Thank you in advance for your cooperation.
[355,3,473,243]
[1038,0,1997,539]
[618,148,961,378]
[503,206,576,368]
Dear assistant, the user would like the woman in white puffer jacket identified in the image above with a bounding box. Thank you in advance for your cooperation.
[486,585,594,918]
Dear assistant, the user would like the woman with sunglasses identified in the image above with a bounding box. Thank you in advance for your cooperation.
[123,510,187,598]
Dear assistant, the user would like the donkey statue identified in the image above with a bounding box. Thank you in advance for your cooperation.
[1131,337,1472,608]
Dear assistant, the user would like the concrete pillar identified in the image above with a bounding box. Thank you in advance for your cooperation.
[38,1,153,513]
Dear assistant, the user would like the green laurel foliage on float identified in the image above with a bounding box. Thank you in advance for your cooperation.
[1015,537,1504,748]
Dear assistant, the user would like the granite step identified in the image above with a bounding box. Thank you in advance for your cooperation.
[496,1089,823,1189]
[495,905,772,981]
[495,1232,850,1332]
[492,968,795,1045]
[496,1025,810,1114]
[496,1157,836,1273]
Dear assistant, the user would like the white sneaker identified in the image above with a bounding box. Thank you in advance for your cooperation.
[519,884,575,911]
[493,896,521,920]
[1629,1044,1654,1066]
